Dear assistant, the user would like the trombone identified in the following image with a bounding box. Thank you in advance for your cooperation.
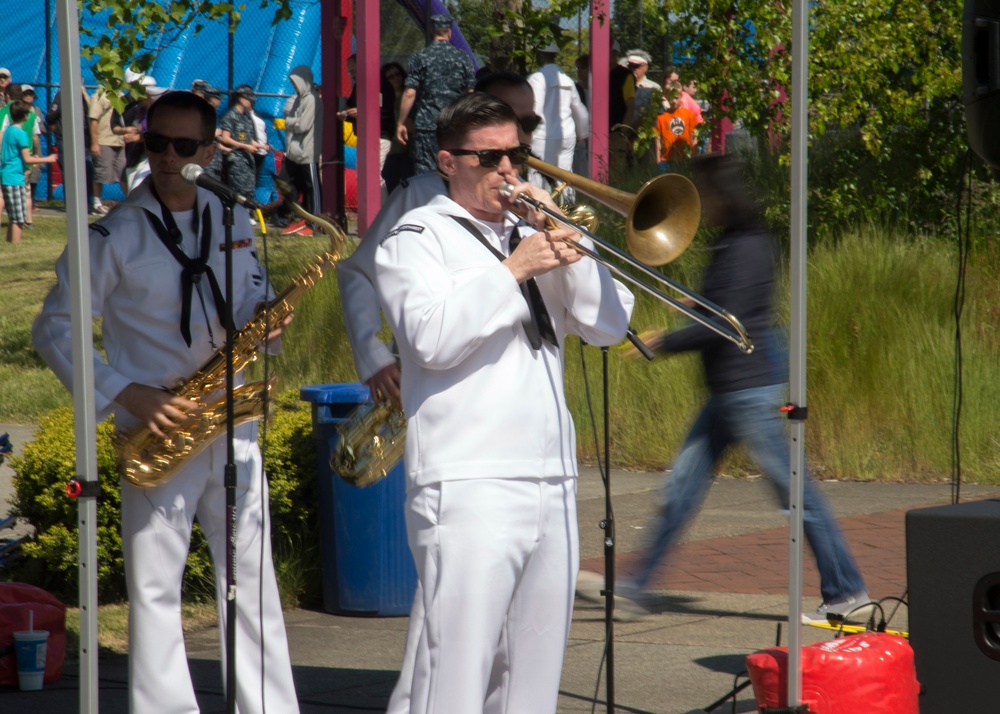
[505,157,754,354]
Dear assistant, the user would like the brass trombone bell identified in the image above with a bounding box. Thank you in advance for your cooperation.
[525,156,701,266]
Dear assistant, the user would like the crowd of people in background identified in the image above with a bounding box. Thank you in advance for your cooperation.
[0,23,712,244]
[0,63,321,237]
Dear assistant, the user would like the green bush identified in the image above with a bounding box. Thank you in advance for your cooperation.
[5,389,320,608]
[6,408,128,603]
[259,389,322,608]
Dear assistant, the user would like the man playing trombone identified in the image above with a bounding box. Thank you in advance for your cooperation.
[373,92,634,714]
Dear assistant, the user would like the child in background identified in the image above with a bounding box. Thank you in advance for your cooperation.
[654,80,698,173]
[2,100,56,243]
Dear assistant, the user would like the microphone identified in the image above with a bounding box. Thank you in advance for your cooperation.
[181,164,260,210]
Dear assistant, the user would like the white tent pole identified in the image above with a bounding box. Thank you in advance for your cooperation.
[787,0,810,705]
[55,2,99,712]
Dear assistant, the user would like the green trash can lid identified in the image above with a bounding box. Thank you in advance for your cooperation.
[299,383,371,405]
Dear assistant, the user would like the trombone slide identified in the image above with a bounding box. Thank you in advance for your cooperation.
[501,183,754,354]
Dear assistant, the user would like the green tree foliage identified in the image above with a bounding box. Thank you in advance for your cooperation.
[611,0,677,70]
[446,0,590,74]
[652,0,969,231]
[79,0,291,108]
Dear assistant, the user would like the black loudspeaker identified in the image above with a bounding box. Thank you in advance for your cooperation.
[964,0,1000,170]
[906,500,1000,713]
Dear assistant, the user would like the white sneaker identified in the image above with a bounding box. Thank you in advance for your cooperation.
[575,570,605,603]
[575,571,651,621]
[91,201,108,216]
[614,593,650,622]
[802,591,873,625]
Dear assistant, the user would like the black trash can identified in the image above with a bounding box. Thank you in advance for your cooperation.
[300,384,416,616]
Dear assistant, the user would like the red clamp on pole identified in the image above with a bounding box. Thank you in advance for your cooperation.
[781,403,808,421]
[66,478,101,500]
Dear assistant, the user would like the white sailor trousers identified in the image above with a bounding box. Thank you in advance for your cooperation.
[394,476,579,714]
[121,426,299,713]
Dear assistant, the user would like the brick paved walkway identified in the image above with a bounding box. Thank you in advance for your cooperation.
[584,505,913,599]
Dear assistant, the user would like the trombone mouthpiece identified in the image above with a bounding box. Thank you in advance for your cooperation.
[499,182,515,199]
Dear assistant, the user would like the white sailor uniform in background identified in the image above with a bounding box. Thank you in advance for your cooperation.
[337,171,446,384]
[32,180,300,714]
[374,193,634,714]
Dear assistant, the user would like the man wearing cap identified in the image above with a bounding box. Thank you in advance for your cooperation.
[20,86,47,218]
[626,49,660,122]
[219,85,262,203]
[0,69,11,108]
[527,42,588,197]
[191,80,226,181]
[89,82,126,214]
[395,13,476,175]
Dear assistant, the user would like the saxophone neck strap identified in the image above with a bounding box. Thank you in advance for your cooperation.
[143,187,229,348]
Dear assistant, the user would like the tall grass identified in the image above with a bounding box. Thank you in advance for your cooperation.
[241,234,359,390]
[804,227,1000,481]
[2,214,998,482]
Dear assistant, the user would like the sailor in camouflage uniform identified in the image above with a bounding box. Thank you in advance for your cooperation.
[191,80,226,181]
[219,84,261,200]
[396,13,476,175]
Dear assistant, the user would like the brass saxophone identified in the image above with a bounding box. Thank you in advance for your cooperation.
[120,195,345,488]
[331,400,407,487]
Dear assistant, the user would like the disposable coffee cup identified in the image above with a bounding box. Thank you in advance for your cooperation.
[13,630,49,691]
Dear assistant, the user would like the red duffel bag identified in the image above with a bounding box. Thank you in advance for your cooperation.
[0,582,67,687]
[746,631,919,713]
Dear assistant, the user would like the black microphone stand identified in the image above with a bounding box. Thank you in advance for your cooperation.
[221,200,238,714]
[600,345,615,714]
[600,331,653,713]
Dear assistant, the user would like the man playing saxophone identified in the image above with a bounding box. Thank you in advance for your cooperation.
[373,92,634,714]
[33,91,299,713]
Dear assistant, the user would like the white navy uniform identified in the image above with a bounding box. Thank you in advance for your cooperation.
[527,63,589,194]
[374,193,634,714]
[337,172,446,383]
[32,179,299,714]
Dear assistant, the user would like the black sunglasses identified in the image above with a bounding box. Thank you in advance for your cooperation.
[143,132,211,157]
[448,144,532,168]
[517,114,542,134]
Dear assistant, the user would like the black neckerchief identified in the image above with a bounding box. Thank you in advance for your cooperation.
[450,214,558,350]
[143,187,229,348]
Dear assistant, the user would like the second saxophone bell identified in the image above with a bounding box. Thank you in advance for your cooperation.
[331,400,407,488]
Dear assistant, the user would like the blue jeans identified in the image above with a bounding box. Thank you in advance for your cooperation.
[630,383,866,603]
